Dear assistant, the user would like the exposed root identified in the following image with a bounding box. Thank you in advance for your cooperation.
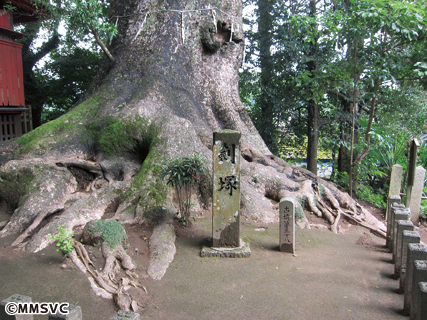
[11,206,64,247]
[340,211,386,238]
[306,196,323,218]
[71,239,146,311]
[331,211,341,234]
[312,180,339,233]
[0,221,8,229]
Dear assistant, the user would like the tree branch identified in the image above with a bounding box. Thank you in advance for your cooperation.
[326,89,349,101]
[90,26,115,64]
[318,118,334,127]
[30,32,60,68]
[353,82,378,165]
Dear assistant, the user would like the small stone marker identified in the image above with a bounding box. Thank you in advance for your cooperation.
[0,294,33,320]
[403,243,427,315]
[211,130,241,248]
[279,197,295,254]
[48,304,82,320]
[408,166,426,223]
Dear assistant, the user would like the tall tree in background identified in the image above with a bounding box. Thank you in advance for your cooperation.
[305,0,319,174]
[244,0,427,185]
[19,21,60,127]
[325,0,427,193]
[256,0,277,153]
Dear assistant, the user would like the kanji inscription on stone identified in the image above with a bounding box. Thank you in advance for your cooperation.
[280,197,295,253]
[218,175,238,196]
[212,130,241,247]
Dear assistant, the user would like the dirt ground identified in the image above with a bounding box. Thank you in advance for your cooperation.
[1,202,425,320]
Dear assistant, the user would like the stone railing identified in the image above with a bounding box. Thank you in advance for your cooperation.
[0,296,140,320]
[386,199,427,319]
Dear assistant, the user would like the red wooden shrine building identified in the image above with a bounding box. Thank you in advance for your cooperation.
[0,0,43,141]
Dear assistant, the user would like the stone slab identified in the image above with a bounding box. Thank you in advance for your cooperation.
[201,238,250,258]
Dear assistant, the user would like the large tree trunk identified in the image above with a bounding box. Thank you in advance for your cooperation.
[1,0,385,256]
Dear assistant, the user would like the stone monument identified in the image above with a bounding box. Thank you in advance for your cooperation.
[201,130,250,258]
[279,197,295,253]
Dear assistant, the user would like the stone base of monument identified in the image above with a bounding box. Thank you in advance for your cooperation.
[200,238,251,258]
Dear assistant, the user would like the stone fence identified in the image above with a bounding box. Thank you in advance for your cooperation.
[0,296,140,320]
[386,198,427,319]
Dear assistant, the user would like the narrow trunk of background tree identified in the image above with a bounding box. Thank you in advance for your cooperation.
[21,22,60,128]
[256,0,276,154]
[306,0,318,174]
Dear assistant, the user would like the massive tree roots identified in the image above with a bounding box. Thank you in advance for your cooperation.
[0,114,386,310]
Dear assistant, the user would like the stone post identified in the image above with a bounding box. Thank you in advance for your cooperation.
[410,264,427,320]
[201,130,250,258]
[404,243,427,315]
[386,198,402,248]
[0,294,33,320]
[109,310,141,320]
[408,166,426,223]
[406,139,419,209]
[387,164,403,219]
[48,304,82,320]
[413,282,427,320]
[392,210,410,260]
[394,220,414,278]
[279,197,295,254]
[212,130,241,248]
[399,230,420,292]
[389,164,404,196]
[389,205,407,252]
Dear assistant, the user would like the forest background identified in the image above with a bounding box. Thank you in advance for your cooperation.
[13,0,427,216]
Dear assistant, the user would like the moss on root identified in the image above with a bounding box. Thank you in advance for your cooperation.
[16,95,105,154]
[86,220,128,249]
[86,115,159,158]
